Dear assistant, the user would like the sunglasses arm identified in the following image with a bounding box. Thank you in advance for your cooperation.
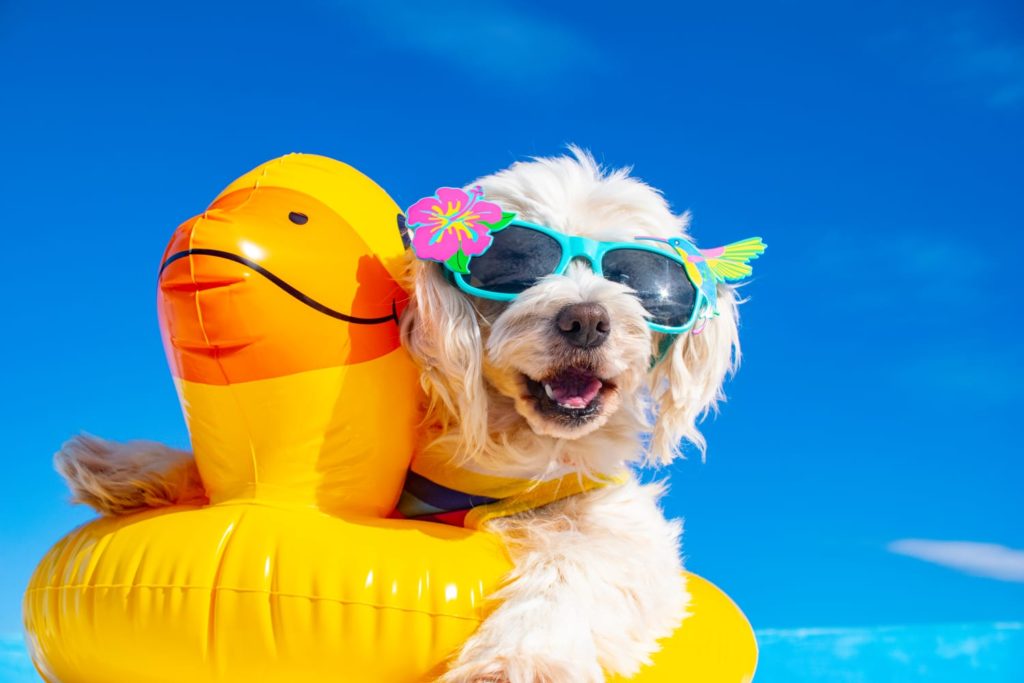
[650,332,679,369]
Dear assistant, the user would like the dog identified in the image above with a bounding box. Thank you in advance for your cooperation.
[56,148,748,682]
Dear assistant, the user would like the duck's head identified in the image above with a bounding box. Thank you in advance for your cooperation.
[159,154,411,383]
[158,154,422,515]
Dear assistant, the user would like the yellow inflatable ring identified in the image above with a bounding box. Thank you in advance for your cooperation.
[23,154,758,682]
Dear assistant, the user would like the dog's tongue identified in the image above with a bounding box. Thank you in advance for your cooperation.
[544,369,603,408]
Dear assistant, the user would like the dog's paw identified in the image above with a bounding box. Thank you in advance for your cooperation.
[54,434,206,515]
[438,658,508,683]
[441,613,604,683]
[441,652,601,683]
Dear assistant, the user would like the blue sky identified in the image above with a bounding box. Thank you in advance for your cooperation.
[1,0,1022,676]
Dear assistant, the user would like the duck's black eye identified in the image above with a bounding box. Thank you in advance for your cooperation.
[288,211,308,225]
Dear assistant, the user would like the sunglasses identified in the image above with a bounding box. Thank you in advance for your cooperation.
[442,220,710,334]
[404,185,765,338]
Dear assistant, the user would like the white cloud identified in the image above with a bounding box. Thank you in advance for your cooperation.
[0,634,37,683]
[888,539,1024,582]
[867,10,1024,109]
[892,346,1024,406]
[334,0,604,88]
[803,229,990,312]
[755,622,1024,680]
[947,22,1024,108]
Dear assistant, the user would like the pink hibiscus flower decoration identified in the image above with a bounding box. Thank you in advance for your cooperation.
[407,186,506,265]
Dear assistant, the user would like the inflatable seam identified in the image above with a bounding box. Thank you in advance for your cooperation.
[24,585,483,622]
[206,516,242,662]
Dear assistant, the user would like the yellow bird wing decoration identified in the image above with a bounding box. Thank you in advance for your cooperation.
[697,237,766,282]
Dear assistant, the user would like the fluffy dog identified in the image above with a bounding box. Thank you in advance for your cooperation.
[55,148,742,682]
[397,149,739,682]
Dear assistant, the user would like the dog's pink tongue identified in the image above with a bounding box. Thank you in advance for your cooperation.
[547,370,603,408]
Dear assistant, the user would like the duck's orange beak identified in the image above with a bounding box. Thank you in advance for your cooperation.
[158,183,408,385]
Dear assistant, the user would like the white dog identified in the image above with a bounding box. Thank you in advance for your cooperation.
[56,148,747,682]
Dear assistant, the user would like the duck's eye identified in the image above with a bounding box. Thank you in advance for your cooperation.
[288,211,308,225]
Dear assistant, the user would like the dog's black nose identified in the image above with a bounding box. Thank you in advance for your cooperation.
[556,303,611,348]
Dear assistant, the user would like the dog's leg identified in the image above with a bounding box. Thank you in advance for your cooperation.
[54,434,207,515]
[442,480,688,683]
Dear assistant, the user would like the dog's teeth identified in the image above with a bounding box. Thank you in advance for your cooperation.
[544,383,556,400]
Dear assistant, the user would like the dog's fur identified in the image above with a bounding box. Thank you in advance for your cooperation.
[55,148,741,682]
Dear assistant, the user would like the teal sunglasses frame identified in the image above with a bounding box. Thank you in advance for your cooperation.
[443,220,711,335]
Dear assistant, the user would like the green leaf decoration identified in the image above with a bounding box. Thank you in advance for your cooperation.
[481,212,516,232]
[445,248,471,274]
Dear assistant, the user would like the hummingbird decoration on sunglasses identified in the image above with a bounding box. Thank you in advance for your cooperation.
[626,235,766,334]
[634,235,767,323]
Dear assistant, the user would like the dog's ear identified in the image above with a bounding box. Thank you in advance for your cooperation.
[400,261,490,457]
[647,284,740,464]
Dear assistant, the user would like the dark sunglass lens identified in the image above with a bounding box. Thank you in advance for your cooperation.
[466,226,562,294]
[602,250,696,328]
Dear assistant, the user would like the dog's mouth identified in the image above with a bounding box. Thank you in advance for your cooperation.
[523,366,616,425]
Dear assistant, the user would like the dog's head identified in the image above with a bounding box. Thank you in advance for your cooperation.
[401,148,739,471]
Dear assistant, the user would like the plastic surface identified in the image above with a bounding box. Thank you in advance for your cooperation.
[23,153,758,682]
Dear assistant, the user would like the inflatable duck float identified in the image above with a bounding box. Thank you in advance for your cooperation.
[23,154,758,682]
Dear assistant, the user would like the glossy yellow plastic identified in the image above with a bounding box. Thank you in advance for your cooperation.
[23,154,757,682]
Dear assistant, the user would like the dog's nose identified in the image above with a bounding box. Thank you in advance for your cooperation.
[555,303,611,348]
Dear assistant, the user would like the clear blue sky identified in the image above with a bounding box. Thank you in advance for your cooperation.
[1,0,1022,651]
